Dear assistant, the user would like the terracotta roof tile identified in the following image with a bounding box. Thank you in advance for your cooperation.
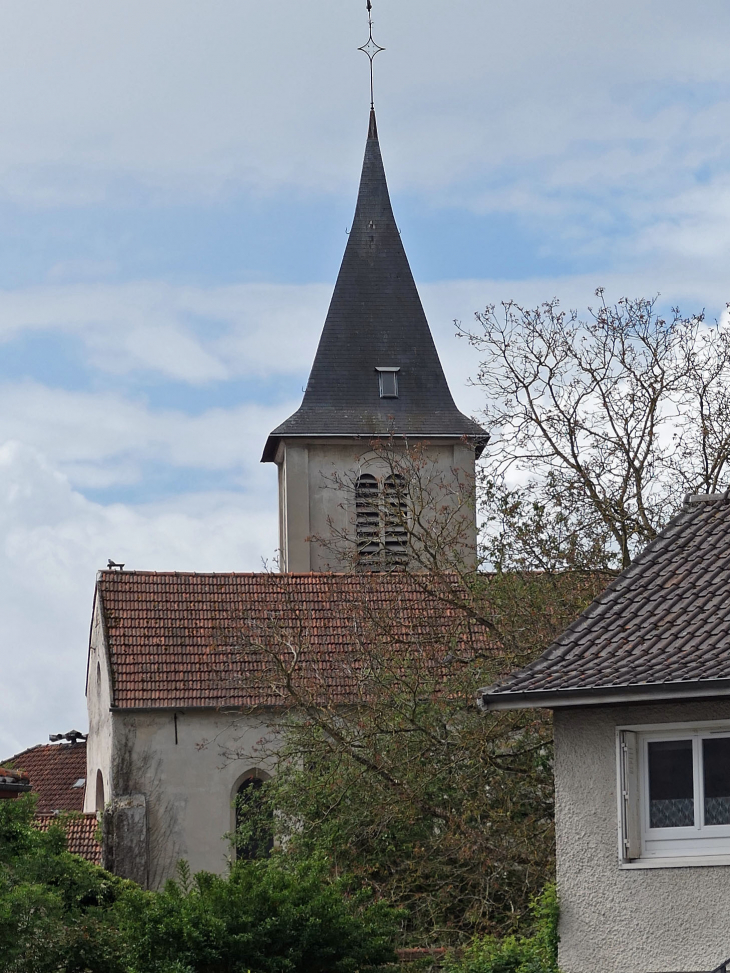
[0,765,30,795]
[7,742,87,813]
[0,766,29,784]
[35,813,102,865]
[481,495,730,704]
[98,571,491,709]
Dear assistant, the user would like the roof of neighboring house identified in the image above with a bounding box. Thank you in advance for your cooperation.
[96,569,492,710]
[262,109,486,462]
[0,765,30,794]
[7,742,87,813]
[36,813,102,865]
[479,494,730,710]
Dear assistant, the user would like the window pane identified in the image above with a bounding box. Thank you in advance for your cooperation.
[648,739,694,828]
[703,738,730,826]
[379,371,398,397]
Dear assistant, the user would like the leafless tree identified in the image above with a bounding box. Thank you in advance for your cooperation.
[459,290,730,568]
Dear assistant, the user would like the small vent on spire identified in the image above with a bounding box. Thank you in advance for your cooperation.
[376,367,399,398]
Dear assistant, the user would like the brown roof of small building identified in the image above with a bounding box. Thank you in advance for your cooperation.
[97,570,492,710]
[479,494,730,708]
[7,742,87,813]
[35,813,102,865]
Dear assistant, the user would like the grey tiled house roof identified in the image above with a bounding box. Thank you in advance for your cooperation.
[479,494,730,709]
[262,110,486,462]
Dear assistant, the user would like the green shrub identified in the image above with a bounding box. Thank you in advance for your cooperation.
[0,797,399,973]
[117,857,400,973]
[442,884,559,973]
[0,795,127,972]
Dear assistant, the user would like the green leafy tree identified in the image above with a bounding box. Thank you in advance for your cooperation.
[228,293,716,942]
[117,858,399,973]
[442,884,559,973]
[0,795,126,973]
[0,796,399,973]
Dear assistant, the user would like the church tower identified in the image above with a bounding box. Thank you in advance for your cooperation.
[262,109,486,572]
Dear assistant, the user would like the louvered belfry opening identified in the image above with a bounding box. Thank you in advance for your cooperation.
[355,473,408,570]
[355,474,381,566]
[383,474,408,564]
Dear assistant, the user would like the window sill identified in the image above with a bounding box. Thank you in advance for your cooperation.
[620,854,730,869]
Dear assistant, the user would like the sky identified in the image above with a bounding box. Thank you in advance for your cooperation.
[2,0,730,755]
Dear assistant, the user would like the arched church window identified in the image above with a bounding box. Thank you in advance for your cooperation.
[95,769,105,812]
[234,775,274,861]
[383,474,408,564]
[355,474,380,565]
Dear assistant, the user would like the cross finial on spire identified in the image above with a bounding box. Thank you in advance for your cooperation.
[358,0,385,110]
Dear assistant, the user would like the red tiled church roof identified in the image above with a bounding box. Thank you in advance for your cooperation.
[97,570,492,710]
[35,813,102,865]
[8,742,87,813]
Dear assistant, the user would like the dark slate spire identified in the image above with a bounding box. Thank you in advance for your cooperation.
[262,109,487,462]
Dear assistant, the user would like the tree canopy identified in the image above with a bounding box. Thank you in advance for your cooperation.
[461,292,730,568]
[0,795,399,973]
[227,292,726,944]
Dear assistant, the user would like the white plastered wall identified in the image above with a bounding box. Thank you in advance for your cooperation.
[109,708,281,888]
[277,438,478,572]
[84,588,114,814]
[554,699,730,973]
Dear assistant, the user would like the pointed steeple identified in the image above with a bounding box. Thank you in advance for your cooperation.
[262,110,486,462]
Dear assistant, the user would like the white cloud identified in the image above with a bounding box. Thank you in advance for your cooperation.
[0,282,329,383]
[0,440,279,757]
[0,381,298,489]
[635,176,730,268]
[0,0,728,210]
[0,270,724,491]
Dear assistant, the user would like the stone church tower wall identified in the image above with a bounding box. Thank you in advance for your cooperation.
[278,438,477,571]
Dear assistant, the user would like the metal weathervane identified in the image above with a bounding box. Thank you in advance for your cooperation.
[358,0,385,109]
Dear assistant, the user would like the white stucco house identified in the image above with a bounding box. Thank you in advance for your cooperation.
[479,492,730,973]
[84,104,487,889]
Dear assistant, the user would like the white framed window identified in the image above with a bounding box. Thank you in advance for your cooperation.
[376,366,399,398]
[618,721,730,866]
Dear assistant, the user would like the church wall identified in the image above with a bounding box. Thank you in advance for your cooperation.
[279,443,310,572]
[109,708,282,888]
[84,592,114,815]
[278,438,478,572]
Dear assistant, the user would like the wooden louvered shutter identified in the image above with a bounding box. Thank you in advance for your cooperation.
[620,730,641,861]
